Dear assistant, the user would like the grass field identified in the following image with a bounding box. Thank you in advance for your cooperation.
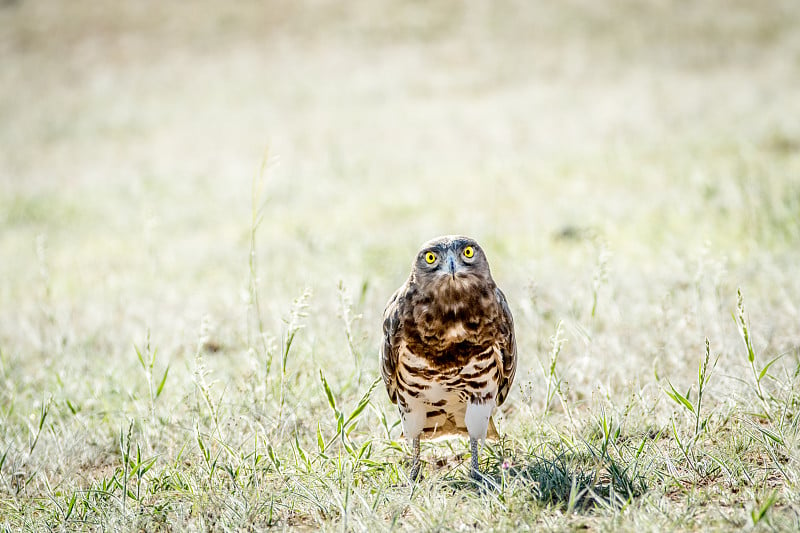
[2,0,800,530]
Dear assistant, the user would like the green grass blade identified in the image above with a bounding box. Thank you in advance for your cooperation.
[758,354,784,382]
[319,369,337,412]
[64,491,77,520]
[664,380,695,414]
[344,376,381,428]
[267,443,281,471]
[317,423,325,454]
[134,344,146,369]
[155,364,170,399]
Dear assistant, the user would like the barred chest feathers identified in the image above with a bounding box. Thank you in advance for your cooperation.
[395,282,504,439]
[380,235,517,480]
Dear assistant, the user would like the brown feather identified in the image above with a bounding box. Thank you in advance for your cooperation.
[380,235,517,441]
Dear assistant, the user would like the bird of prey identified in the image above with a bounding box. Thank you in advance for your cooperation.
[380,235,516,481]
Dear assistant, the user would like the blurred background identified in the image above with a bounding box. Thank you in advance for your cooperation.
[1,0,799,389]
[3,4,800,528]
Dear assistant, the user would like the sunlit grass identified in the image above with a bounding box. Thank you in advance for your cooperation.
[2,0,800,530]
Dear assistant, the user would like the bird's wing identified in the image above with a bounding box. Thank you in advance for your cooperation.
[494,286,517,406]
[380,286,404,404]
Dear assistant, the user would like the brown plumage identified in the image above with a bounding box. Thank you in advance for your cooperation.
[381,235,516,480]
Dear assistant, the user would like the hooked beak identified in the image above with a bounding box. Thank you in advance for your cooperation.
[446,252,456,280]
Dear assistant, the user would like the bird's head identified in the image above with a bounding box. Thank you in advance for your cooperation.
[411,235,493,292]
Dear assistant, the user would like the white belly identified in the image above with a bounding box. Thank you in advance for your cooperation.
[395,343,501,440]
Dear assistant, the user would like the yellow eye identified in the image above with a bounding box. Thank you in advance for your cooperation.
[463,246,474,258]
[425,252,437,264]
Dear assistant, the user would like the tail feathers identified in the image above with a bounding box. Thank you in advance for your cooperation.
[410,415,500,441]
[487,416,499,439]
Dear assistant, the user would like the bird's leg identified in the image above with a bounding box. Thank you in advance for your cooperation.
[469,437,481,481]
[409,436,421,482]
[465,400,493,483]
